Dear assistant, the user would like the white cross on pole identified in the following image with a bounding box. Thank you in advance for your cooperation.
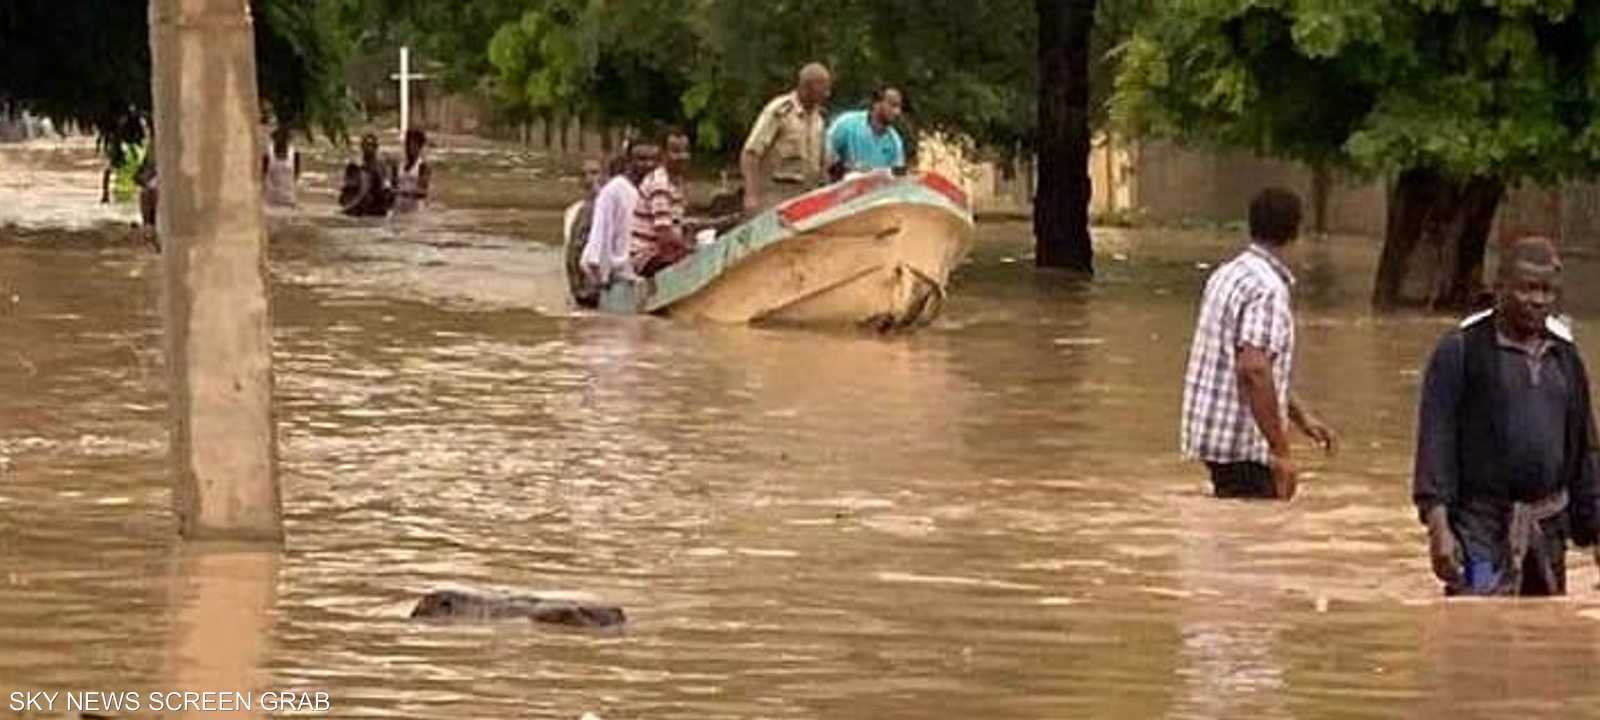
[390,46,432,138]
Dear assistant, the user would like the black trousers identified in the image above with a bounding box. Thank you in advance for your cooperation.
[1206,461,1277,499]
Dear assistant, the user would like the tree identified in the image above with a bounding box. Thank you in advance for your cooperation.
[1035,0,1098,274]
[486,0,704,141]
[694,0,1130,273]
[0,0,349,164]
[477,0,1041,157]
[329,0,527,119]
[379,0,1135,274]
[1114,1,1600,310]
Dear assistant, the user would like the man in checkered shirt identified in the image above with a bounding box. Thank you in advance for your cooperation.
[1180,188,1339,500]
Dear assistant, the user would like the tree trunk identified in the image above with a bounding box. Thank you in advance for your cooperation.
[1311,162,1331,235]
[1436,177,1503,311]
[1372,167,1504,312]
[1034,0,1096,274]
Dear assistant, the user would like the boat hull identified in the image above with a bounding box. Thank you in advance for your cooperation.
[668,200,968,330]
[570,172,975,330]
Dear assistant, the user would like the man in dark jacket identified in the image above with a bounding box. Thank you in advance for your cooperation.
[1413,236,1600,596]
[338,133,395,217]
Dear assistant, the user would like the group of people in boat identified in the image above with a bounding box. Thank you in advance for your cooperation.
[569,61,910,305]
[742,63,907,213]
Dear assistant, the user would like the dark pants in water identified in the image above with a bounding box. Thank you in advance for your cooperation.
[1206,461,1276,499]
[1447,497,1569,597]
[637,237,693,278]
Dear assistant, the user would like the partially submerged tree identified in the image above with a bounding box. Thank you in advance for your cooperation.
[1115,0,1600,310]
[1035,0,1098,275]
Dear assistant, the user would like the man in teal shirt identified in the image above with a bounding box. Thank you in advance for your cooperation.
[826,85,906,180]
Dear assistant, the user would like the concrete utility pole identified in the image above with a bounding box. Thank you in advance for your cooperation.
[149,0,282,542]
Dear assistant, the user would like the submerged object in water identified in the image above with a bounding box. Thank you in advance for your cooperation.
[410,590,625,628]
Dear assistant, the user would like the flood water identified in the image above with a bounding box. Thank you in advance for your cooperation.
[5,135,1600,719]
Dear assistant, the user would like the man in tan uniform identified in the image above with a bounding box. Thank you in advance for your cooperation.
[740,62,832,214]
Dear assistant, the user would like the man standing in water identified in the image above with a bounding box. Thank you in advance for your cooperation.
[392,128,432,214]
[1413,236,1600,596]
[261,125,301,208]
[1180,187,1338,500]
[739,62,831,215]
[134,141,159,251]
[339,133,395,217]
[577,141,658,305]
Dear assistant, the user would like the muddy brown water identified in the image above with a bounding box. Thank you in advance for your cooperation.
[4,136,1600,719]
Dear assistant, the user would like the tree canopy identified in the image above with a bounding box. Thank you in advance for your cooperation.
[474,0,1042,156]
[304,0,1147,169]
[0,0,349,160]
[1113,0,1600,308]
[349,0,1126,268]
[1113,0,1600,184]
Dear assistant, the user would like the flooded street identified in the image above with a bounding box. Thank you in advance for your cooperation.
[6,136,1600,719]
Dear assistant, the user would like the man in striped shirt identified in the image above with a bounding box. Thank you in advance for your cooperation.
[630,128,693,277]
[1179,187,1339,500]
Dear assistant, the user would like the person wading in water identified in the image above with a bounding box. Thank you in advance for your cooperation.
[1179,187,1339,500]
[1413,236,1600,596]
[392,128,432,214]
[339,133,395,217]
[261,126,301,208]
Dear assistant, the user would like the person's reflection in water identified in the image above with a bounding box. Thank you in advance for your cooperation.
[1164,498,1293,720]
[1417,603,1600,715]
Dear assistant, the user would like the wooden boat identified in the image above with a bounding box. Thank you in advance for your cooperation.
[564,170,975,331]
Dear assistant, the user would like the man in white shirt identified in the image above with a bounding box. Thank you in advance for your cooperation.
[579,142,659,301]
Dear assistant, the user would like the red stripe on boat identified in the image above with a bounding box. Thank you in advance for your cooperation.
[918,171,969,210]
[777,173,895,226]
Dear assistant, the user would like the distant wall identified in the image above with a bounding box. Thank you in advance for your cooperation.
[1108,139,1600,248]
[925,133,1600,249]
[915,135,1031,216]
[1097,140,1386,237]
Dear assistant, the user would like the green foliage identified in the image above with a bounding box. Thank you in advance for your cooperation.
[1114,0,1600,185]
[255,0,354,138]
[327,0,1141,158]
[485,1,710,143]
[487,8,587,115]
[0,0,352,161]
[469,0,1050,156]
[335,0,526,91]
